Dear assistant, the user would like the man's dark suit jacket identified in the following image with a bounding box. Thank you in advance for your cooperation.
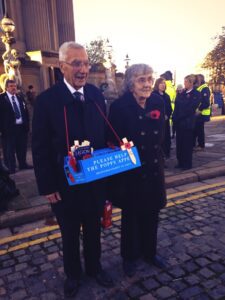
[32,81,106,201]
[0,92,29,137]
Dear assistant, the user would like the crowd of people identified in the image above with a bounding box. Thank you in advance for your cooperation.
[1,40,225,298]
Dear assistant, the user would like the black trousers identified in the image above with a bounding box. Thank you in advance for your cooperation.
[176,127,193,168]
[193,120,205,148]
[121,206,159,261]
[52,186,101,279]
[162,120,171,157]
[2,125,28,173]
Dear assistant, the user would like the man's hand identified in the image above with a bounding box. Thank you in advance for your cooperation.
[45,192,61,204]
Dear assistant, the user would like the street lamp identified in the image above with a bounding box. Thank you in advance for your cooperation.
[1,15,15,33]
[0,15,22,90]
[124,54,130,69]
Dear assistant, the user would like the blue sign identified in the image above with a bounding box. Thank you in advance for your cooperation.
[64,147,141,185]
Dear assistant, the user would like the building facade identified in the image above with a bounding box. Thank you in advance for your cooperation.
[0,0,75,94]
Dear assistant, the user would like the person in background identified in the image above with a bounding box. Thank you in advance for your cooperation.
[176,84,183,94]
[172,74,201,170]
[153,77,172,159]
[32,42,113,298]
[0,79,32,174]
[160,71,176,111]
[26,85,36,107]
[108,64,167,277]
[193,74,211,151]
[161,71,176,140]
[213,85,224,114]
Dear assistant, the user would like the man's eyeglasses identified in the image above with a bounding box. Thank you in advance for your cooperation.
[62,60,90,69]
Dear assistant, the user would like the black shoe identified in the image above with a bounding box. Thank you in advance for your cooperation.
[182,166,192,171]
[145,255,167,269]
[123,260,137,277]
[19,164,33,170]
[174,164,182,169]
[95,270,114,288]
[64,278,79,298]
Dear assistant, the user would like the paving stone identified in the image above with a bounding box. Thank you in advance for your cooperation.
[195,257,211,267]
[32,257,46,265]
[139,293,157,300]
[180,286,203,300]
[169,280,187,292]
[0,286,7,296]
[0,267,13,277]
[8,279,25,292]
[47,252,59,261]
[168,266,186,278]
[15,263,28,272]
[0,254,11,262]
[184,274,200,285]
[28,282,46,296]
[40,292,58,300]
[10,289,27,300]
[29,245,42,252]
[47,245,59,253]
[111,291,129,300]
[0,228,12,238]
[17,254,31,263]
[7,272,22,282]
[155,286,176,299]
[198,267,215,279]
[183,261,199,273]
[208,285,225,300]
[209,262,225,273]
[155,273,173,285]
[40,263,53,272]
[201,278,222,289]
[142,278,160,290]
[13,250,26,257]
[127,284,144,298]
[2,259,16,268]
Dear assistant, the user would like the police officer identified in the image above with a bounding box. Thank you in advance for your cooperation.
[193,74,211,151]
[172,75,201,170]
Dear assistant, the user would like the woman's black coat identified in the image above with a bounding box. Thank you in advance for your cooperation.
[107,91,167,212]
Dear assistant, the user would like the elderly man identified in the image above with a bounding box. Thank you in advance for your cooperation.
[32,42,113,297]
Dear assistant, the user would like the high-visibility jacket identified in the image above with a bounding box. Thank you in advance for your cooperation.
[165,80,176,111]
[197,84,211,116]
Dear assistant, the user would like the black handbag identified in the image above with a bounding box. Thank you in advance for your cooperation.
[0,172,19,211]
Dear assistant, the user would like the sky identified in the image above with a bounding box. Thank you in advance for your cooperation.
[73,0,225,85]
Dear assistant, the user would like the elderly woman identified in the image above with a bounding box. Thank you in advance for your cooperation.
[152,77,172,158]
[108,64,167,277]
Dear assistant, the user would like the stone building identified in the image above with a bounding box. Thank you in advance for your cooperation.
[0,0,75,94]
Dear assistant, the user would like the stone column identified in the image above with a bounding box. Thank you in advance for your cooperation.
[21,0,51,50]
[56,0,75,46]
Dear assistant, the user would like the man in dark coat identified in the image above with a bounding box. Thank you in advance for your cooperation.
[173,75,201,170]
[0,79,31,174]
[32,42,113,298]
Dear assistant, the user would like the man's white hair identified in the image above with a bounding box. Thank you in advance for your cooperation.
[59,41,85,61]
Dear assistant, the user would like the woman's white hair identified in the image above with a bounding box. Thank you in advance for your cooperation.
[123,64,153,93]
[59,41,85,61]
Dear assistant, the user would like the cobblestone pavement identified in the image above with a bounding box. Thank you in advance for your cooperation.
[1,177,225,299]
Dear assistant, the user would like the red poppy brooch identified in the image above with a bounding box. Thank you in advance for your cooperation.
[146,110,161,119]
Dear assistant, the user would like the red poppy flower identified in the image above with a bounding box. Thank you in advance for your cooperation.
[148,110,161,119]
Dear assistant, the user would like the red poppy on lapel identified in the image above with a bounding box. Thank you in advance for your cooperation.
[146,110,161,119]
